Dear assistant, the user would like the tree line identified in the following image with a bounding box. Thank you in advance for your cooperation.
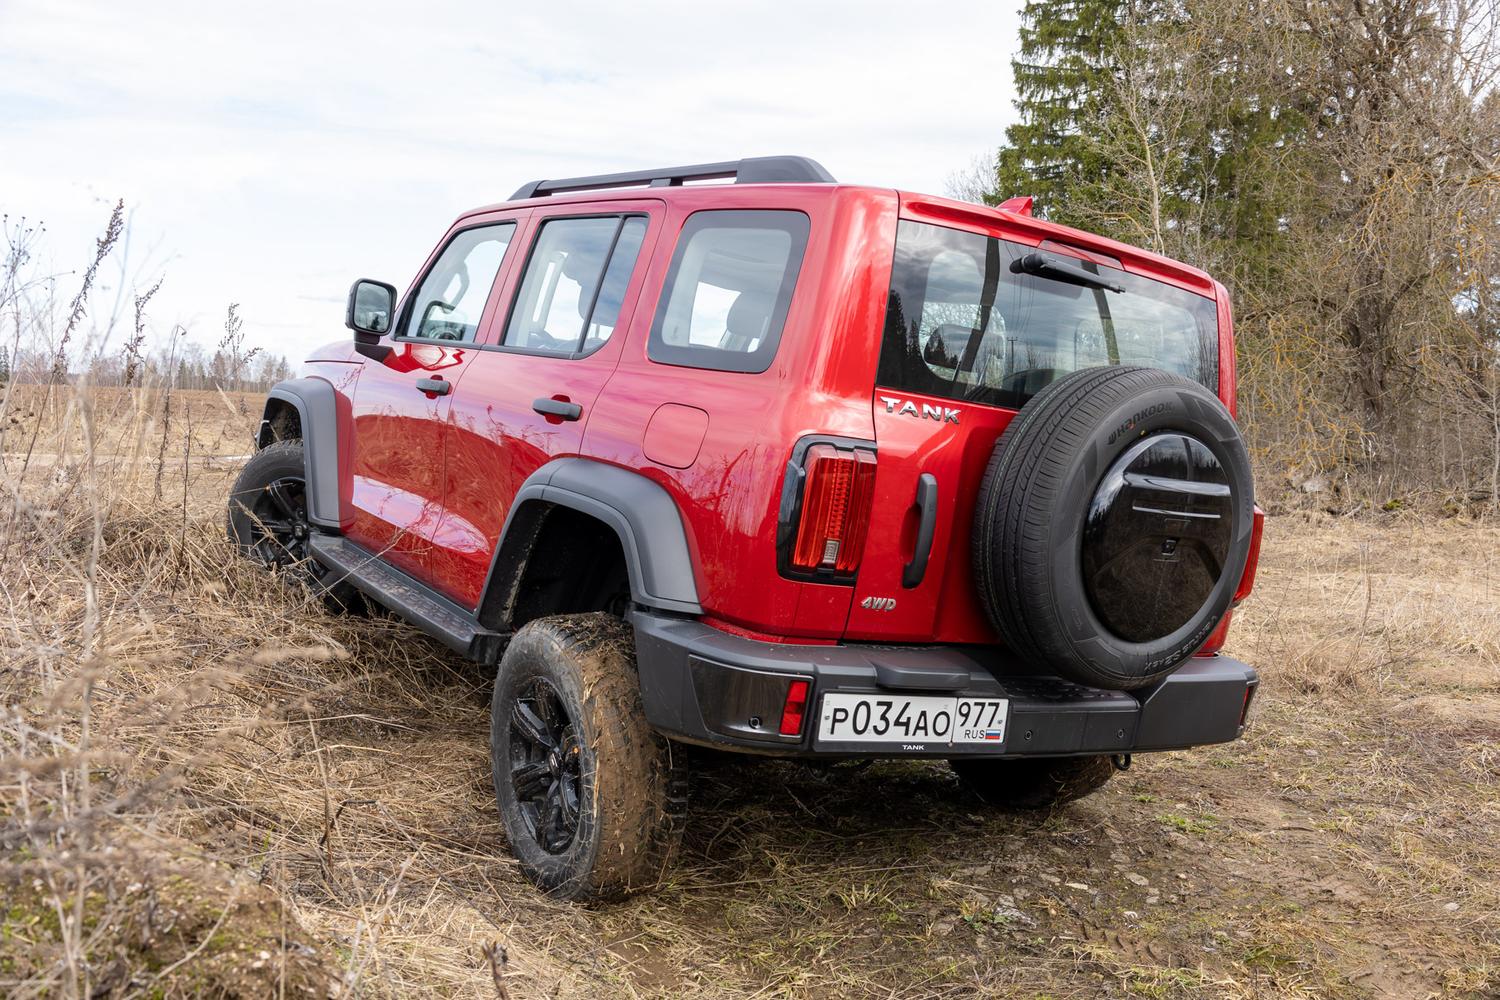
[0,342,293,392]
[965,0,1500,509]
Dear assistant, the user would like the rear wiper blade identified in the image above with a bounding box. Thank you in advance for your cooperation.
[1011,252,1125,293]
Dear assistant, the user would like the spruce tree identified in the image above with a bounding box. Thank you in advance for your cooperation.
[995,0,1126,223]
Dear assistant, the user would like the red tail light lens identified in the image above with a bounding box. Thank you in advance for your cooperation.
[1195,505,1266,657]
[779,678,811,736]
[1234,505,1265,604]
[787,443,877,577]
[1195,610,1233,657]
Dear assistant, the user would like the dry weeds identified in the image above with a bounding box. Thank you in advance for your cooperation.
[1,381,1496,999]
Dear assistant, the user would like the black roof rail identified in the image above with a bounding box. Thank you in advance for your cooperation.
[508,155,834,201]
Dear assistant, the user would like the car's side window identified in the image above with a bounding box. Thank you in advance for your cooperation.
[402,223,516,342]
[648,210,810,374]
[503,215,648,356]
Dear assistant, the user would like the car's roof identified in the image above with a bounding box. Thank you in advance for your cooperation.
[457,180,1220,299]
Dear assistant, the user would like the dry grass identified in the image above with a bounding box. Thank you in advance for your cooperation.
[1,382,1497,999]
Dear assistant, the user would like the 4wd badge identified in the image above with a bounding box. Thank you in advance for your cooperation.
[879,396,960,423]
[860,596,897,611]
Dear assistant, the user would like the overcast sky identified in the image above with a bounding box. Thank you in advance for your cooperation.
[1,0,1018,361]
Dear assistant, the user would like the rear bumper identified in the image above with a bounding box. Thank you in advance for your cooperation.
[629,610,1257,757]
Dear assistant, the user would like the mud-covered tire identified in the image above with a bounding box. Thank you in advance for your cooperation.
[489,614,686,902]
[227,439,363,613]
[972,366,1254,690]
[949,755,1116,810]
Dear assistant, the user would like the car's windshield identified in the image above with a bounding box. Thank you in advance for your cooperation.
[877,221,1219,409]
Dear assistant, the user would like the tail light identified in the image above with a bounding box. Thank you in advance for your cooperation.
[1195,505,1266,657]
[777,438,877,582]
[779,678,811,736]
[1234,505,1265,604]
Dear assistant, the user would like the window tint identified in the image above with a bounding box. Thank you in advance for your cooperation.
[584,217,647,352]
[404,223,515,342]
[648,210,809,373]
[504,215,647,355]
[877,221,1218,409]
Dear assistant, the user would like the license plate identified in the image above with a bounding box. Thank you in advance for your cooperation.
[816,692,1009,747]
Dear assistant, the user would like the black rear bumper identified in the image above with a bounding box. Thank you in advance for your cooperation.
[629,610,1257,757]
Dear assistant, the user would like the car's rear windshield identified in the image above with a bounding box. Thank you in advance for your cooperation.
[876,220,1219,410]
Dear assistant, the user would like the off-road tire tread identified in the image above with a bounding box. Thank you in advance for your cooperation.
[491,614,687,902]
[949,754,1116,810]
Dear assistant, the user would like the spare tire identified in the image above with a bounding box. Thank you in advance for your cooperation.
[972,366,1254,691]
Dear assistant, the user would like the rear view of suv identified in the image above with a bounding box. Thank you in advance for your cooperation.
[229,156,1263,900]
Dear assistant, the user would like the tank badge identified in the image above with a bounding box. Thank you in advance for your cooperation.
[879,396,960,424]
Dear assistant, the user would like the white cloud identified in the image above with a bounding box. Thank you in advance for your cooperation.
[1,0,1019,359]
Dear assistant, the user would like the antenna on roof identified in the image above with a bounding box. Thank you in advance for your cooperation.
[509,156,835,201]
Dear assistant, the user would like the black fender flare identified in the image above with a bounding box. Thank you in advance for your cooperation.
[256,377,342,529]
[480,458,703,625]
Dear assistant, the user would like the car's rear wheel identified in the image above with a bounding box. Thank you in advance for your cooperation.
[949,755,1116,810]
[490,614,686,901]
[227,439,362,612]
[972,366,1255,691]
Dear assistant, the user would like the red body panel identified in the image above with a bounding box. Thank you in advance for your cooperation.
[344,340,477,582]
[581,186,896,637]
[845,392,1014,642]
[310,179,1248,647]
[433,199,666,606]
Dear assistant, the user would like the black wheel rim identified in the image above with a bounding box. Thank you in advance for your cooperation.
[247,476,312,570]
[1081,432,1234,642]
[508,678,581,854]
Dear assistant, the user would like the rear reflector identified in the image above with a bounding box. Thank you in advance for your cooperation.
[788,443,877,577]
[1239,680,1258,728]
[779,678,811,736]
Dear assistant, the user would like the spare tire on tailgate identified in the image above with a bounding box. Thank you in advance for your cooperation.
[972,366,1254,691]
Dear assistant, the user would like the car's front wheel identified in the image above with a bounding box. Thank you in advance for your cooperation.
[490,613,686,901]
[226,439,361,611]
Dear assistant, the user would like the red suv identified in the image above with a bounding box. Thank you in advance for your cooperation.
[229,156,1263,901]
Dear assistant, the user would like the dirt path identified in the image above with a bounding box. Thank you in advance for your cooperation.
[213,513,1497,999]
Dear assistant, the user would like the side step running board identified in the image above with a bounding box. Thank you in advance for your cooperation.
[308,534,508,664]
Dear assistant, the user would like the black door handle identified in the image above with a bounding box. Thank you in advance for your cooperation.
[415,377,451,395]
[533,397,582,421]
[902,473,938,589]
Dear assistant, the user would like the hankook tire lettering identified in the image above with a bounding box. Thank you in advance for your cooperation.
[1106,401,1174,444]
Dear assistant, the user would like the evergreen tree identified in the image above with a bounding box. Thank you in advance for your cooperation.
[995,0,1127,223]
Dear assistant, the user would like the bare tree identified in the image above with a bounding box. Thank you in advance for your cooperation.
[943,149,1001,204]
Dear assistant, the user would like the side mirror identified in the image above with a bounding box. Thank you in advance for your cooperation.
[346,279,397,340]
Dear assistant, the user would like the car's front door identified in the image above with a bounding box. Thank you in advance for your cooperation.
[430,203,661,606]
[345,214,525,585]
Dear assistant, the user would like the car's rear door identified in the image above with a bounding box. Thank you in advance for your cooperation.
[428,200,663,607]
[846,212,1222,645]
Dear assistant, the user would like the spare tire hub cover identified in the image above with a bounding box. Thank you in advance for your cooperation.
[1082,433,1233,643]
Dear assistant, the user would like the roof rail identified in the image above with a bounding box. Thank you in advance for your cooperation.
[508,155,835,201]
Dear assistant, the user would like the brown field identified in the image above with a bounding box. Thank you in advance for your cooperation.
[2,385,1497,999]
